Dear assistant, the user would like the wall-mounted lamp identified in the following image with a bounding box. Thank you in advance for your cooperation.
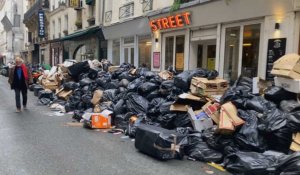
[275,23,280,30]
[155,38,159,43]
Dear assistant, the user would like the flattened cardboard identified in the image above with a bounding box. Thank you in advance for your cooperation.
[170,104,188,112]
[271,54,300,79]
[91,90,103,105]
[108,66,120,72]
[190,77,228,96]
[274,77,300,93]
[221,102,245,127]
[218,109,235,134]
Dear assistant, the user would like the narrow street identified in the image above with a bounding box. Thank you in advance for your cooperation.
[0,76,229,175]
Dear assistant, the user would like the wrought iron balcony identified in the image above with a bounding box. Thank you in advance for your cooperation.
[119,3,134,19]
[24,0,49,23]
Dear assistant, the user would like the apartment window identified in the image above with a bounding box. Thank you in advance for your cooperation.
[142,0,153,12]
[105,11,112,23]
[139,35,152,68]
[52,21,55,39]
[64,15,68,31]
[119,3,134,19]
[58,18,61,37]
[112,40,120,65]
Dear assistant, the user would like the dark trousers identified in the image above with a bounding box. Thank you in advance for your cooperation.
[14,88,27,109]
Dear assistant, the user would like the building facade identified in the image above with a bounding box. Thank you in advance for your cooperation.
[103,0,174,68]
[148,0,300,83]
[49,0,106,65]
[0,0,26,64]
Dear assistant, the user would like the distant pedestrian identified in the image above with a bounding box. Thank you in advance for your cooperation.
[8,56,33,113]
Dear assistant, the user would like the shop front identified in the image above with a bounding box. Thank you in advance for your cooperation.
[103,17,152,68]
[50,41,63,66]
[149,0,300,82]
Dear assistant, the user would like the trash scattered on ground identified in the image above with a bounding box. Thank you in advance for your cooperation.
[30,55,300,174]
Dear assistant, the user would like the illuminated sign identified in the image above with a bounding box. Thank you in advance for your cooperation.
[149,12,191,32]
[38,10,45,38]
[69,0,79,7]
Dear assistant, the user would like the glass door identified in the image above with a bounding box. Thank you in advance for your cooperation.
[164,35,185,71]
[124,47,134,64]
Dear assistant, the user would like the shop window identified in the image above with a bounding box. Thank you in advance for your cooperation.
[165,37,174,70]
[175,36,185,71]
[224,27,240,84]
[138,36,151,68]
[241,24,261,77]
[197,45,203,68]
[112,40,120,65]
[223,24,261,84]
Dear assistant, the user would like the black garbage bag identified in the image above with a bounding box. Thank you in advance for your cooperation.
[224,151,284,175]
[149,75,163,85]
[244,96,276,113]
[136,67,150,77]
[126,93,149,114]
[148,98,166,109]
[77,102,86,111]
[264,126,293,154]
[119,79,130,88]
[280,100,300,113]
[68,95,81,107]
[73,89,83,97]
[95,74,111,89]
[138,82,159,94]
[159,101,173,115]
[113,99,127,115]
[159,80,174,95]
[88,68,98,80]
[235,110,267,152]
[286,112,300,132]
[73,110,84,121]
[185,133,223,162]
[79,78,93,87]
[143,71,156,80]
[207,70,219,80]
[174,71,191,92]
[29,84,36,91]
[127,114,149,138]
[157,113,177,129]
[264,86,297,106]
[258,108,287,133]
[135,124,186,160]
[39,98,51,105]
[105,80,119,90]
[173,113,192,128]
[118,71,136,82]
[102,89,118,102]
[33,85,44,97]
[38,90,54,100]
[81,85,89,94]
[127,78,144,92]
[82,94,93,104]
[63,82,80,91]
[114,114,129,131]
[68,61,90,81]
[102,62,113,72]
[146,90,162,101]
[276,152,300,174]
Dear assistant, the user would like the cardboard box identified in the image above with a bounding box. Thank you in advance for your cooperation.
[91,90,103,105]
[56,89,73,100]
[108,66,120,73]
[41,79,59,90]
[290,132,300,152]
[187,108,213,132]
[218,108,235,134]
[274,76,300,93]
[271,54,300,79]
[202,101,220,124]
[221,102,245,127]
[83,110,112,129]
[190,77,228,97]
[158,71,173,80]
[170,104,188,112]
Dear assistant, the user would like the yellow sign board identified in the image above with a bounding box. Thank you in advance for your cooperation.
[69,0,79,7]
[176,53,184,71]
[207,58,215,70]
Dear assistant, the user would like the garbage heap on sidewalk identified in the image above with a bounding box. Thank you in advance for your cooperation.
[30,54,300,174]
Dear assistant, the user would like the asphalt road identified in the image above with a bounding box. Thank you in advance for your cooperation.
[0,76,230,175]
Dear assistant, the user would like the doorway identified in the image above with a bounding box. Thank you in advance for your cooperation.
[190,39,216,70]
[124,47,134,64]
[162,34,185,71]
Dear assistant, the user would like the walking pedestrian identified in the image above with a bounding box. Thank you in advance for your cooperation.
[8,56,33,113]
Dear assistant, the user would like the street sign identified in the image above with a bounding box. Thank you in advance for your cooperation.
[38,10,45,38]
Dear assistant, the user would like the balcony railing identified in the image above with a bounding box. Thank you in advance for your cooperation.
[119,3,134,19]
[105,11,112,23]
[142,0,153,12]
[24,0,49,23]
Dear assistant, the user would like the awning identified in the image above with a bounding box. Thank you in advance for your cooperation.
[86,0,95,5]
[102,17,151,40]
[62,26,102,41]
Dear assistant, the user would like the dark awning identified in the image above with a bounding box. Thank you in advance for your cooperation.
[61,26,102,41]
[86,0,95,5]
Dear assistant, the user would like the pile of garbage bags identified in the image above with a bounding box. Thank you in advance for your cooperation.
[29,60,300,174]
